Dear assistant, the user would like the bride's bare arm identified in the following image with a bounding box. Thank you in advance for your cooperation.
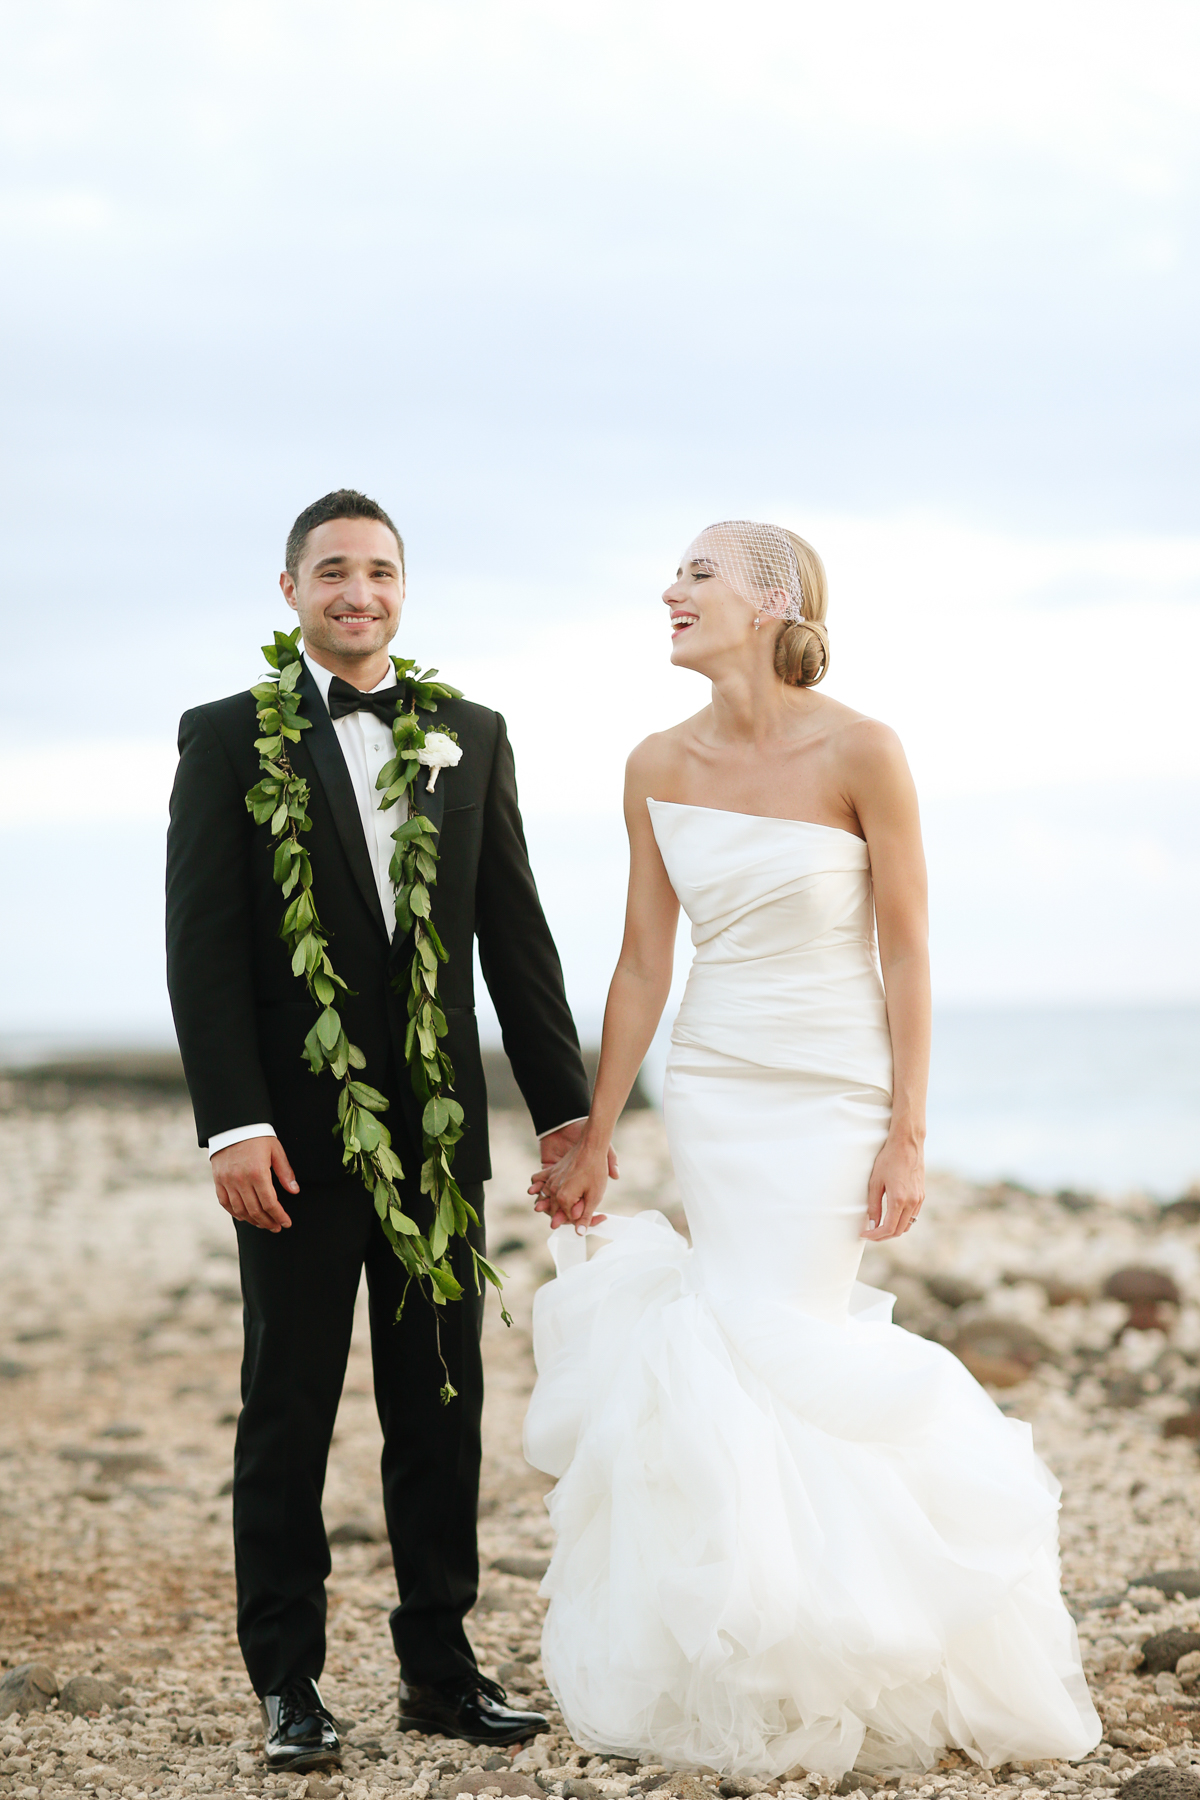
[530,742,680,1230]
[845,723,930,1241]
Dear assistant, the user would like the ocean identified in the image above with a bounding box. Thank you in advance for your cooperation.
[923,1005,1200,1199]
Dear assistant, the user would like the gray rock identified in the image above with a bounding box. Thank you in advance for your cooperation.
[945,1317,1051,1371]
[0,1663,59,1718]
[491,1555,551,1581]
[326,1520,382,1545]
[345,1731,385,1761]
[1140,1629,1200,1672]
[644,1781,719,1800]
[562,1784,602,1800]
[1104,1376,1149,1409]
[924,1274,984,1310]
[474,1588,521,1613]
[57,1445,159,1474]
[58,1673,126,1715]
[1056,1190,1096,1213]
[1133,1571,1200,1599]
[450,1775,542,1798]
[497,1661,535,1687]
[1112,1771,1200,1800]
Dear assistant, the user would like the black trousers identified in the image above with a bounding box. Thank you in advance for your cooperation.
[232,1176,486,1696]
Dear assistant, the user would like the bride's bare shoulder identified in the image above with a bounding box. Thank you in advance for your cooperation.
[814,700,914,798]
[625,712,708,789]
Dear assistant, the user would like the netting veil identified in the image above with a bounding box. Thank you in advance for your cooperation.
[682,520,806,623]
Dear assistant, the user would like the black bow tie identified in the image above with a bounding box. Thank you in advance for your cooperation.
[327,675,400,725]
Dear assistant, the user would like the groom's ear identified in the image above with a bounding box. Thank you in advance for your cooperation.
[280,570,299,611]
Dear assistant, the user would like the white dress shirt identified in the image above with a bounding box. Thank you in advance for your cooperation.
[308,658,407,936]
[209,656,584,1157]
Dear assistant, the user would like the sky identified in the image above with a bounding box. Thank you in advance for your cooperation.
[1,0,1198,1050]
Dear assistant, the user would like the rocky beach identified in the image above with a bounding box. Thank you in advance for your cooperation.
[4,1077,1200,1800]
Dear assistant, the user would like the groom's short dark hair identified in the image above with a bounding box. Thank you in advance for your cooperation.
[286,489,405,577]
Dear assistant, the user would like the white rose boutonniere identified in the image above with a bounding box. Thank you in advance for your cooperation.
[417,730,463,791]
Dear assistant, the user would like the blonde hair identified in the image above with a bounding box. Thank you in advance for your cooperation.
[772,530,829,687]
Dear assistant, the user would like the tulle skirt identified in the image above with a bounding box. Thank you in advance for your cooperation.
[522,1054,1099,1778]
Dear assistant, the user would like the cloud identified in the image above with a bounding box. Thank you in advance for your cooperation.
[0,2,1197,1039]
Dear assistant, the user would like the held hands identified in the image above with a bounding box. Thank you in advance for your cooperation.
[861,1129,925,1241]
[529,1120,618,1233]
[211,1136,298,1232]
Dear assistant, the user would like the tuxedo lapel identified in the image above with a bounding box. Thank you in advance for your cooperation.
[387,716,445,972]
[294,659,389,942]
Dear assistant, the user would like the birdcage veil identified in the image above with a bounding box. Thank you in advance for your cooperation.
[682,520,806,624]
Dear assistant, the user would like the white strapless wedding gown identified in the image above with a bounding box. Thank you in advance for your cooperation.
[522,802,1099,1780]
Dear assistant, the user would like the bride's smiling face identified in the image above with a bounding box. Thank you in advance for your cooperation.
[663,546,757,673]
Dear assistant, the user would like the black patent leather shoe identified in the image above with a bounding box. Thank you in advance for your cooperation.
[260,1677,341,1771]
[398,1673,547,1746]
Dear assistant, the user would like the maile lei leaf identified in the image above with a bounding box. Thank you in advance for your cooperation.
[245,627,511,1405]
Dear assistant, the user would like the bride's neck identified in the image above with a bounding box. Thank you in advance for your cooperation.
[706,662,798,745]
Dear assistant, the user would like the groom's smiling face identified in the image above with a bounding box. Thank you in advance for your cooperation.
[280,516,405,672]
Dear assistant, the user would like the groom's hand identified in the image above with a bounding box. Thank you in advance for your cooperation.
[211,1136,298,1232]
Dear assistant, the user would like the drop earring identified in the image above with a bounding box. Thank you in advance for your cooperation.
[753,616,761,631]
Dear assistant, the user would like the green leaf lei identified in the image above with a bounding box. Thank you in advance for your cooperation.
[245,628,510,1401]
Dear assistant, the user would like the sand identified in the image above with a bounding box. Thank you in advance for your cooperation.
[4,1090,1200,1800]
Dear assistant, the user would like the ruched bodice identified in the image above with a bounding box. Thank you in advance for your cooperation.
[652,799,875,961]
[650,800,893,1094]
[524,803,1099,1780]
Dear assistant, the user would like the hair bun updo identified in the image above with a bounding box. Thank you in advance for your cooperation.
[773,531,830,688]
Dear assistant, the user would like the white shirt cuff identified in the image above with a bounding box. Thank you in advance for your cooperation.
[208,1122,276,1158]
[538,1116,589,1140]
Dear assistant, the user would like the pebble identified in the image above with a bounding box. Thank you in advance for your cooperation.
[57,1675,126,1716]
[1136,1579,1200,1602]
[1141,1637,1200,1676]
[1112,1772,1200,1800]
[451,1776,543,1798]
[0,1665,58,1718]
[491,1557,552,1582]
[5,1100,1200,1800]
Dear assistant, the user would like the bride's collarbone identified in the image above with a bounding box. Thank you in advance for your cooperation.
[665,738,861,835]
[660,760,863,835]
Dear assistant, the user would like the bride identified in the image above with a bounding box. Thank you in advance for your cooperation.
[521,522,1100,1780]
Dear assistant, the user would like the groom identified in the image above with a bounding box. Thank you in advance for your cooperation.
[166,490,600,1771]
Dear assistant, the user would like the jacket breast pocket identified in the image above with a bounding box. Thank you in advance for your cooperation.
[435,802,481,890]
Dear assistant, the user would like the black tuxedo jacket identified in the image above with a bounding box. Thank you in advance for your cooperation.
[165,657,591,1186]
